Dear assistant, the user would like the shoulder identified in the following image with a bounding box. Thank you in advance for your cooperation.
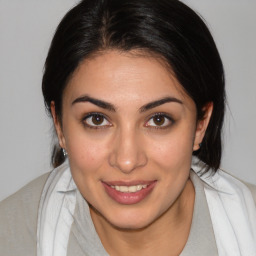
[242,181,256,205]
[192,159,256,206]
[0,172,50,255]
[216,169,256,205]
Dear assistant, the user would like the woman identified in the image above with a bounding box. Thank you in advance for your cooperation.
[0,0,255,255]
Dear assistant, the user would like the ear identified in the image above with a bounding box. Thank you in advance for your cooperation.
[193,102,213,151]
[50,101,66,149]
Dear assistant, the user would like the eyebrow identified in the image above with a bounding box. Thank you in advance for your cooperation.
[72,95,183,112]
[72,95,116,112]
[139,97,183,112]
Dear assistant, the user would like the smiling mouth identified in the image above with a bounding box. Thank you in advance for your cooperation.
[110,184,148,193]
[102,181,157,205]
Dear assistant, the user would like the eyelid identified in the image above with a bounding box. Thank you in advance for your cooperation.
[145,112,174,128]
[82,112,112,128]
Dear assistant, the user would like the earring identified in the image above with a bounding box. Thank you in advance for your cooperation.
[62,148,68,157]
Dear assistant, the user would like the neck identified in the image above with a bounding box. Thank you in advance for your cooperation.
[90,179,195,256]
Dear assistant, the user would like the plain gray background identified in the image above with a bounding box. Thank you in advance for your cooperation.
[0,0,255,201]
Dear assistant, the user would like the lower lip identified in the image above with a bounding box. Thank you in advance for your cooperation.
[102,182,156,205]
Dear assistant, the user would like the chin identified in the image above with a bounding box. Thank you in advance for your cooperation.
[101,207,159,231]
[109,218,153,231]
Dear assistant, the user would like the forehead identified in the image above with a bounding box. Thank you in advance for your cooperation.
[64,50,194,108]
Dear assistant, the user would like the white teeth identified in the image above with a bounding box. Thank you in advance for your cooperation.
[128,186,137,192]
[120,186,129,192]
[136,185,142,190]
[111,184,148,193]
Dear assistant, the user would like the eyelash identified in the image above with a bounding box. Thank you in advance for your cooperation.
[145,112,174,130]
[82,112,111,129]
[81,112,174,130]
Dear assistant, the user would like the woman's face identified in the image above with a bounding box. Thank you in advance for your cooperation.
[53,50,211,229]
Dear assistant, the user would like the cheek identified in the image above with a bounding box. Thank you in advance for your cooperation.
[66,136,111,200]
[148,127,195,170]
[147,129,194,204]
[70,142,107,171]
[64,127,111,175]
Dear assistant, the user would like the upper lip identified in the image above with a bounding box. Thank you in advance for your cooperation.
[102,180,156,186]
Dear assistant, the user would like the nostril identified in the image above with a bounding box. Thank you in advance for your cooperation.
[108,150,147,174]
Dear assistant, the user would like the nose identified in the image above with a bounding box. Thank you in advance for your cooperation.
[109,127,147,174]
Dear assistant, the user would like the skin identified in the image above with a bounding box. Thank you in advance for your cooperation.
[51,50,213,255]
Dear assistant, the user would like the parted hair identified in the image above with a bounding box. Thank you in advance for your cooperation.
[42,0,225,171]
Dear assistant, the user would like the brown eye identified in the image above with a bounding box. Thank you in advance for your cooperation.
[153,115,165,126]
[84,113,111,128]
[145,114,173,128]
[92,114,104,125]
